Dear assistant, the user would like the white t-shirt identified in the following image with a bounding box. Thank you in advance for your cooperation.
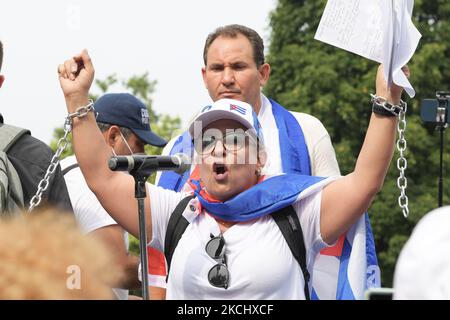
[147,180,331,300]
[61,155,130,300]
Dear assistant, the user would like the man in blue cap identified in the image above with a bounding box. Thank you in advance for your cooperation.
[60,93,166,299]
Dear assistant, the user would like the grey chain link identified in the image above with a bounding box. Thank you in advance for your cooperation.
[396,103,409,218]
[28,118,72,212]
[28,100,93,212]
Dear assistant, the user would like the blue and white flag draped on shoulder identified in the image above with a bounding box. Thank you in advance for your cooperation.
[158,131,193,192]
[158,99,381,299]
[191,174,327,222]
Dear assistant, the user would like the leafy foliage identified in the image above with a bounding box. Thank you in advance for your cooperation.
[266,0,450,286]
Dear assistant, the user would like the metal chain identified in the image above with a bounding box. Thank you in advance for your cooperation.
[28,100,93,212]
[396,103,409,218]
[28,117,72,212]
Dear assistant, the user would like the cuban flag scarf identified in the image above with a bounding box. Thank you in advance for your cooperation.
[158,98,380,299]
[190,174,327,221]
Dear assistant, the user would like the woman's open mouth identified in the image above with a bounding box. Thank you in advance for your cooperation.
[213,162,229,181]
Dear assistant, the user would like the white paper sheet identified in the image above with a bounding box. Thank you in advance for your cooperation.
[314,0,421,97]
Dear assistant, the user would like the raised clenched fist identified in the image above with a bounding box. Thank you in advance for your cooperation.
[58,49,95,112]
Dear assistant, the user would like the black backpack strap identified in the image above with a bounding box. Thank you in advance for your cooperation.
[272,205,311,300]
[164,194,196,281]
[62,163,79,176]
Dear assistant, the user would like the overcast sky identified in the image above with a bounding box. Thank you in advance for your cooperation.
[0,0,276,143]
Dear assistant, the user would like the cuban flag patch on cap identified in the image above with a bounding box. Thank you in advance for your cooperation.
[230,104,246,115]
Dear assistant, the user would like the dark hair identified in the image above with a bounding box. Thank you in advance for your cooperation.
[97,122,133,139]
[0,41,3,71]
[203,24,265,68]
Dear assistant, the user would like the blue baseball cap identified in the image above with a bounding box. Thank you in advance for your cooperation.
[94,93,167,147]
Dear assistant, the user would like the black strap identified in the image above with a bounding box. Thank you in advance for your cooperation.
[272,206,310,300]
[62,163,79,176]
[164,194,195,281]
[164,199,310,299]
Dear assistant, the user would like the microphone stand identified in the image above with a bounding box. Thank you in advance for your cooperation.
[438,126,444,207]
[436,106,447,208]
[108,154,189,299]
[421,91,450,208]
[129,158,160,300]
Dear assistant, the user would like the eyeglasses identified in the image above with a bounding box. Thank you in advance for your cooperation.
[194,131,256,155]
[205,233,230,289]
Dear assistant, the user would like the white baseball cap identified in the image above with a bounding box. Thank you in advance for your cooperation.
[393,206,450,299]
[188,99,263,141]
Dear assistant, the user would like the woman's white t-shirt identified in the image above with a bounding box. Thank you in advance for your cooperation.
[148,183,329,300]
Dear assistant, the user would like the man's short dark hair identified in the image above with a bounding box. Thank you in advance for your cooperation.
[203,24,265,68]
[0,40,3,71]
[97,122,133,139]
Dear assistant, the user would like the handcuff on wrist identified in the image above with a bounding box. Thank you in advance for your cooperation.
[369,93,410,218]
[370,94,407,117]
[67,99,95,121]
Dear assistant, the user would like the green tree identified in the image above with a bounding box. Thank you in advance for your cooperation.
[266,0,450,286]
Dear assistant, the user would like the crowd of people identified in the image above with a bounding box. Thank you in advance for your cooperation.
[0,22,444,300]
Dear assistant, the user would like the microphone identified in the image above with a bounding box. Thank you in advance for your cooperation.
[108,153,191,174]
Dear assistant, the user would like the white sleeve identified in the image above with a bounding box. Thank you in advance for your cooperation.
[65,169,118,234]
[293,190,331,263]
[291,112,341,177]
[147,183,187,252]
[311,134,341,177]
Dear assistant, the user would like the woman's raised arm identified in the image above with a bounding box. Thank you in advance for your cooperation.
[320,65,408,244]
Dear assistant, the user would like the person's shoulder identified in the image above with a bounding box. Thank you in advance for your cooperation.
[7,133,54,164]
[394,206,450,299]
[289,111,326,128]
[12,131,50,148]
[421,206,450,221]
[287,111,330,139]
[396,207,450,267]
[266,98,327,130]
[410,207,450,240]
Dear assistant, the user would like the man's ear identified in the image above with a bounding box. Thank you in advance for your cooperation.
[258,63,270,87]
[106,125,121,147]
[0,75,5,88]
[201,67,208,89]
